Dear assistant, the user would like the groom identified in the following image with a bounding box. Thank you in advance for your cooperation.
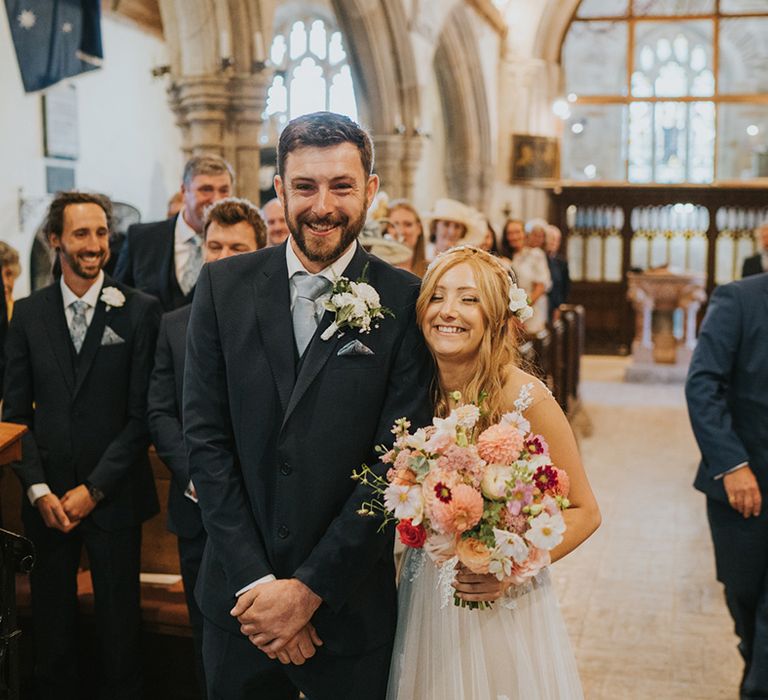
[183,112,433,699]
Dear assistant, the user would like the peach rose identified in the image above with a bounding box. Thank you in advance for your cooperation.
[508,545,551,585]
[456,537,492,574]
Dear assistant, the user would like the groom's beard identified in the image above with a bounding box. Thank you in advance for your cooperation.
[286,204,367,265]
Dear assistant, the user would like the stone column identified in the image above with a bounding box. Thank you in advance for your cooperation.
[168,71,270,203]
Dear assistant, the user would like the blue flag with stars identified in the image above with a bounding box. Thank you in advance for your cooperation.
[4,0,103,93]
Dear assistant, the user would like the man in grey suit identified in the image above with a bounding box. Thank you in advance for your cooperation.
[686,271,768,700]
[147,197,266,695]
[741,223,768,278]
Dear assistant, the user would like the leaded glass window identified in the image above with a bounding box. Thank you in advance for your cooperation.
[562,1,768,183]
[262,16,358,140]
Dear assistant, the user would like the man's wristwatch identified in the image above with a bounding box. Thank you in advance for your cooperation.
[84,481,105,503]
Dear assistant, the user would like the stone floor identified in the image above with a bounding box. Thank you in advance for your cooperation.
[553,356,743,700]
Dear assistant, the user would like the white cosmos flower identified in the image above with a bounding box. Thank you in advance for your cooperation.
[501,411,530,436]
[383,484,423,525]
[493,529,529,563]
[525,511,566,550]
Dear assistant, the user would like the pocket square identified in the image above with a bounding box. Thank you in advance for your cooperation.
[101,326,125,346]
[337,339,375,356]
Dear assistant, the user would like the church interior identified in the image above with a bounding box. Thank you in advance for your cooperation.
[1,0,767,698]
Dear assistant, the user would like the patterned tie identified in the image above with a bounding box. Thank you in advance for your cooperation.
[292,273,331,356]
[180,237,203,295]
[69,300,89,353]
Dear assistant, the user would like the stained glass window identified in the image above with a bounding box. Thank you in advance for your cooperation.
[562,0,768,183]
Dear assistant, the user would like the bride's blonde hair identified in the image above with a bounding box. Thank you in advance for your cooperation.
[416,247,519,428]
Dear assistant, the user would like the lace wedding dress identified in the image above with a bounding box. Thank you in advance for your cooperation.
[386,384,584,700]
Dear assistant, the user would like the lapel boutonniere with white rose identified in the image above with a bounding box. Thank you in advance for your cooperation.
[321,265,394,341]
[100,286,126,311]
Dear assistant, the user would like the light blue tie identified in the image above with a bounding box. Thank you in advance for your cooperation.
[69,300,89,353]
[292,273,331,356]
[180,237,203,295]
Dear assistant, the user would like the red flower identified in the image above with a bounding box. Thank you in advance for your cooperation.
[397,519,427,548]
[434,481,453,504]
[534,465,558,492]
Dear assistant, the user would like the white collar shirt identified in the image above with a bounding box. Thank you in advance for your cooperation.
[285,239,358,312]
[60,270,105,329]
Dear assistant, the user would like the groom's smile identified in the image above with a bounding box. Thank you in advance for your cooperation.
[274,141,379,274]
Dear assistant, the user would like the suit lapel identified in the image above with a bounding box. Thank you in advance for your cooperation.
[159,218,177,308]
[43,285,75,394]
[72,287,109,399]
[254,248,296,415]
[282,245,369,428]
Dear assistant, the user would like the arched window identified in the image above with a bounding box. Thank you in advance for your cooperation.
[561,0,768,183]
[263,15,358,136]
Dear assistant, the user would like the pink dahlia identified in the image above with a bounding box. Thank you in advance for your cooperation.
[553,468,570,497]
[431,484,484,534]
[477,423,524,465]
[437,445,485,481]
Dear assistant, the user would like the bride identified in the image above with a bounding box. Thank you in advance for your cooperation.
[387,246,601,700]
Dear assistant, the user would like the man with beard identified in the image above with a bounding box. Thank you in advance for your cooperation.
[3,192,161,698]
[183,112,433,699]
[115,154,234,311]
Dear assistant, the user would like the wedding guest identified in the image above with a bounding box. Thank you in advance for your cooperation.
[262,197,290,247]
[387,199,427,277]
[480,220,501,255]
[526,218,548,250]
[500,218,551,333]
[425,198,482,261]
[3,191,161,697]
[0,241,21,319]
[741,222,768,278]
[115,154,235,311]
[545,224,570,323]
[686,271,768,700]
[148,196,266,698]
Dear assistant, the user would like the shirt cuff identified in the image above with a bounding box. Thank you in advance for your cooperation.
[27,483,51,505]
[184,480,199,503]
[236,574,276,597]
[714,461,749,480]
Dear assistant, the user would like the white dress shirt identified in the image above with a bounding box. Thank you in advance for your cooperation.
[235,240,358,597]
[27,272,106,505]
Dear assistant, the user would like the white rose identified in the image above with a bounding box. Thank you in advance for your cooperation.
[100,286,125,309]
[480,464,514,500]
[350,281,380,307]
[508,286,528,312]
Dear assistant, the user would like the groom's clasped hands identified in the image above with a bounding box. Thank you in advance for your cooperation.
[231,578,324,666]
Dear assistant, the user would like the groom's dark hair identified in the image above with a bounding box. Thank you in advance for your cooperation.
[277,112,374,177]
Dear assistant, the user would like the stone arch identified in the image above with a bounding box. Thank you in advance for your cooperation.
[433,3,493,212]
[329,0,423,198]
[532,0,581,62]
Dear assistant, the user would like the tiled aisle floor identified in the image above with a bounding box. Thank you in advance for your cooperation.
[553,356,743,700]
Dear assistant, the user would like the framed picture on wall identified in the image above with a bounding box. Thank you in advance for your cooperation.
[510,134,559,183]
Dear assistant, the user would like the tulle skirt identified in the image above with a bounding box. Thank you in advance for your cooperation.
[387,549,584,700]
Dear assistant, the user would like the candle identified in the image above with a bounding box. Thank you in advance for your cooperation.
[254,31,266,63]
[220,31,231,59]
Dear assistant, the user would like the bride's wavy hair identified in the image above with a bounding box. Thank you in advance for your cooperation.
[416,246,520,428]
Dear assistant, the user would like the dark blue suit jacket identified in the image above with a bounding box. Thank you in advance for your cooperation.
[148,304,203,539]
[3,277,161,530]
[183,242,433,655]
[114,216,193,312]
[686,273,768,502]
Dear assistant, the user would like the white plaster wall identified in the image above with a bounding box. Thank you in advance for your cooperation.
[0,12,182,297]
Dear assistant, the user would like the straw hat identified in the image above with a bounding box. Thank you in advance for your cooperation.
[424,198,486,247]
[358,219,413,265]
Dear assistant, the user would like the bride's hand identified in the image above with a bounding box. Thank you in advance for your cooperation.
[452,564,510,603]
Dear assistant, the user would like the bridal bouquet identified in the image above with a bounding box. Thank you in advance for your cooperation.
[353,395,571,609]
